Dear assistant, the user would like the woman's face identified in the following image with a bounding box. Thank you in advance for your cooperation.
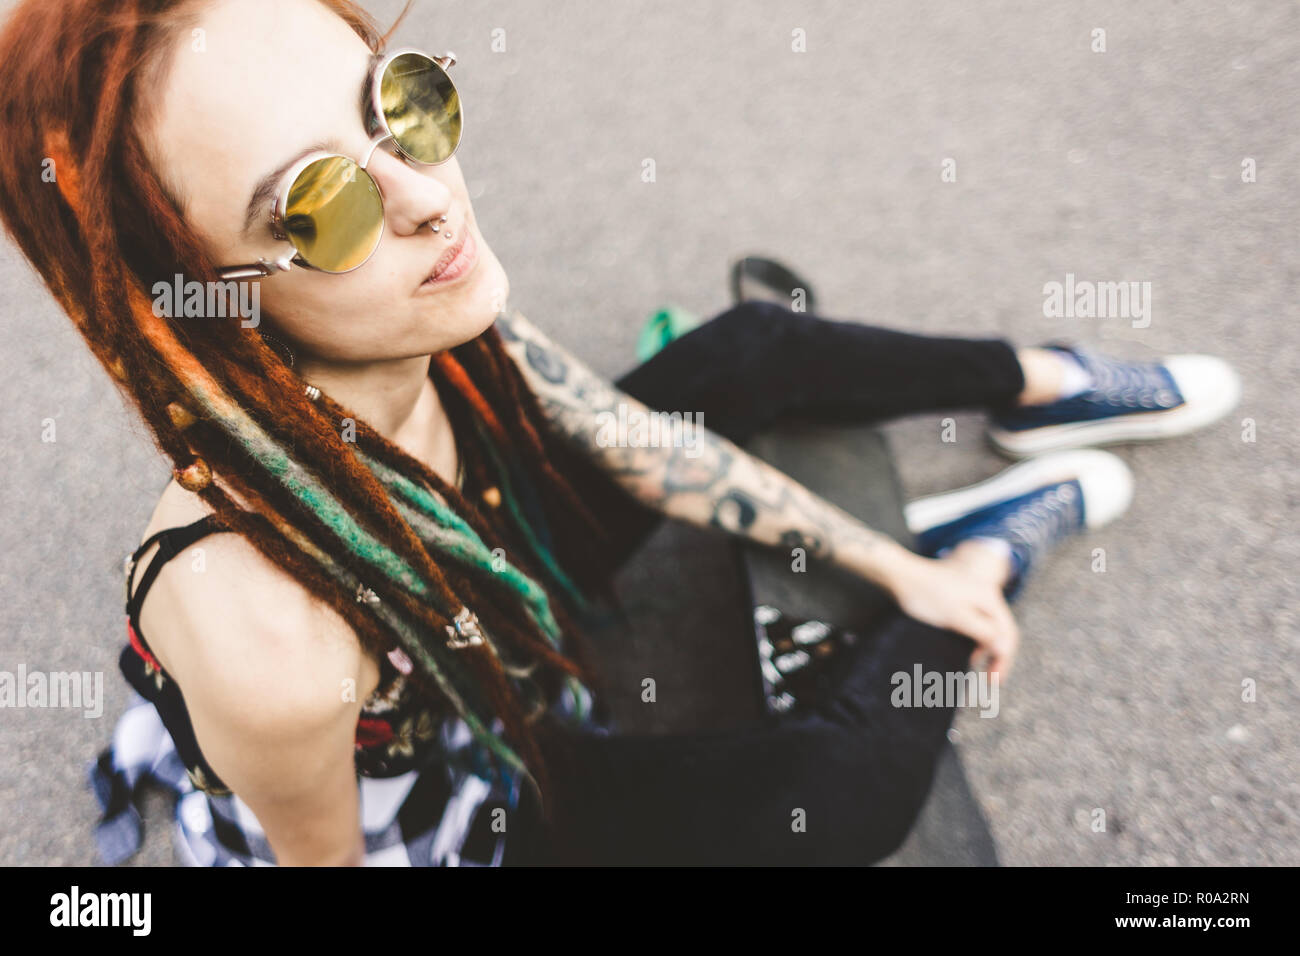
[141,0,509,363]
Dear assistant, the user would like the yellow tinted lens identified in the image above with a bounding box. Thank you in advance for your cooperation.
[283,156,383,272]
[380,52,461,163]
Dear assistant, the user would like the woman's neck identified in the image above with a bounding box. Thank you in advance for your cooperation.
[295,352,458,482]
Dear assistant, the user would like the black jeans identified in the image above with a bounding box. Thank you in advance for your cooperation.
[517,300,1026,866]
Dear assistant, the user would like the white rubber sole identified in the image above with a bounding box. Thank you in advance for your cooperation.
[904,449,1134,534]
[989,354,1242,458]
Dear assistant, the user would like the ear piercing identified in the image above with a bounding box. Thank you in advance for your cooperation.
[253,330,323,402]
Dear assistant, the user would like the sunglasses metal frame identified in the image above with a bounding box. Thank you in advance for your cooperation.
[217,48,460,281]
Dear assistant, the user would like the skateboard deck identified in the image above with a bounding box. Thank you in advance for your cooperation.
[734,416,1000,865]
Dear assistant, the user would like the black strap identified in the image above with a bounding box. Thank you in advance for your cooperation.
[125,514,226,622]
[728,255,819,313]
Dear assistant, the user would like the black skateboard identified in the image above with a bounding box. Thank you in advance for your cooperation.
[732,415,1000,866]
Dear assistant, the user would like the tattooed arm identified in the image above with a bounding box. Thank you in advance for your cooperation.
[494,309,1019,664]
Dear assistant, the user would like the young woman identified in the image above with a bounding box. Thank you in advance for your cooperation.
[0,0,1240,866]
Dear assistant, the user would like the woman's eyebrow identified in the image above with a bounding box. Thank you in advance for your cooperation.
[242,139,343,235]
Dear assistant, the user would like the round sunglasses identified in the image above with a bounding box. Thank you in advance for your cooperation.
[217,48,462,280]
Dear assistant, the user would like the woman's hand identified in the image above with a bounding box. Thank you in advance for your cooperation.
[886,549,1021,678]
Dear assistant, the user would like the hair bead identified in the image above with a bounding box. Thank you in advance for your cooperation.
[174,457,212,492]
[387,646,414,675]
[445,606,485,649]
[166,400,198,429]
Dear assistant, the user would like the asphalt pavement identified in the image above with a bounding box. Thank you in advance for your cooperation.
[1,0,1295,866]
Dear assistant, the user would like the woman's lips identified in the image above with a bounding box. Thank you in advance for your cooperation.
[421,228,478,288]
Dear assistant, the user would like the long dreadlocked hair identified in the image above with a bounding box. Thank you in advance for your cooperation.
[0,0,625,811]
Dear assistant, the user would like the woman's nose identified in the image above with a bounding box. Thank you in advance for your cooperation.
[365,144,453,237]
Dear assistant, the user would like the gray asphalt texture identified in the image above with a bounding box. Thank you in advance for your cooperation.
[1,0,1296,866]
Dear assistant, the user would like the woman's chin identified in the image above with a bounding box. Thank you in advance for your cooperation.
[421,305,505,354]
[416,252,510,350]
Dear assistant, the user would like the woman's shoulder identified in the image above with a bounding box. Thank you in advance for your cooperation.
[135,478,381,728]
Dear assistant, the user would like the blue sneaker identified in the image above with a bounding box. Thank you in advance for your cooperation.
[904,450,1134,600]
[989,343,1241,458]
